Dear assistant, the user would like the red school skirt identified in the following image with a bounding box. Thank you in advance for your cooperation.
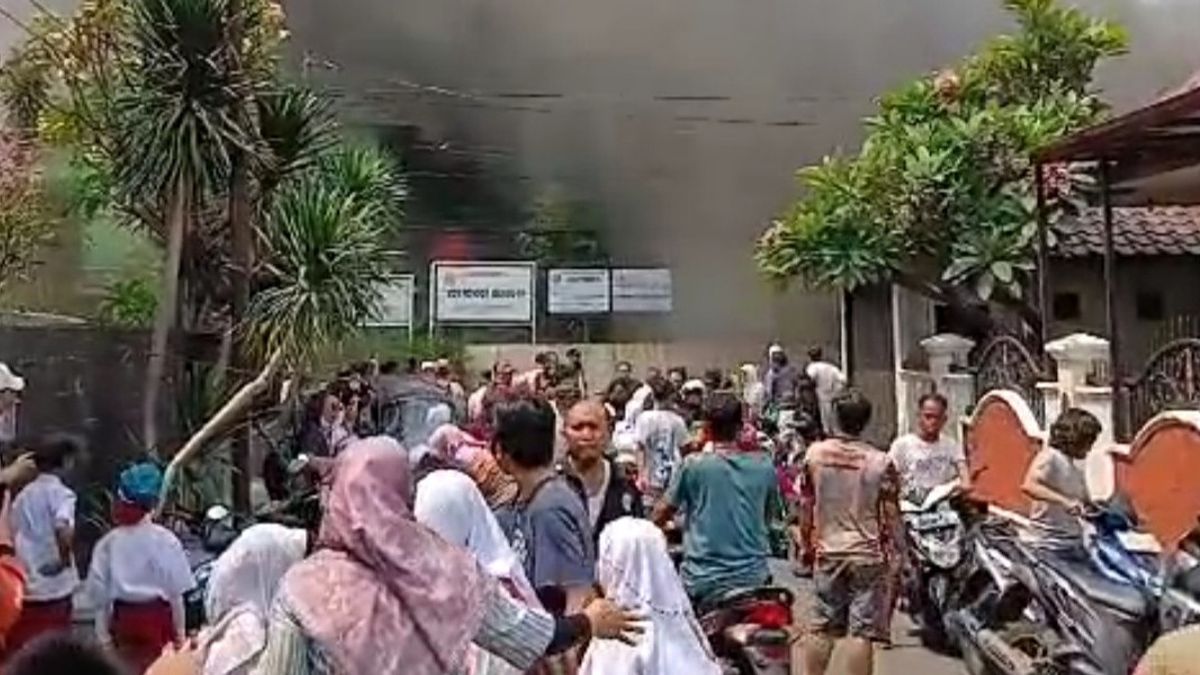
[111,599,175,673]
[3,596,73,661]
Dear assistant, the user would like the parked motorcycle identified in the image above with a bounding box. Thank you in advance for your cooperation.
[950,505,1153,675]
[696,587,795,675]
[900,480,970,648]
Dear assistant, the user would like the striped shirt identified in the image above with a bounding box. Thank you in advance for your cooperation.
[253,581,555,674]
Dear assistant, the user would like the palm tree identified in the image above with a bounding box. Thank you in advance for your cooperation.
[113,0,252,452]
[159,143,401,504]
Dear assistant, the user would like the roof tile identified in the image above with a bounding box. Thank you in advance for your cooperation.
[1053,206,1200,258]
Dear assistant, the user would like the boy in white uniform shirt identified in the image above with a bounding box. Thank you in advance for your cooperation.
[86,462,194,673]
[8,434,81,657]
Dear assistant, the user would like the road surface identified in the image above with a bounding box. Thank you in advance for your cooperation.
[769,559,964,675]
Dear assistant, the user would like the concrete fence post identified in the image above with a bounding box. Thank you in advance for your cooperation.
[920,333,976,442]
[1044,332,1114,446]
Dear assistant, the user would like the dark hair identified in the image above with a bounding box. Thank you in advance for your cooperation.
[380,360,400,375]
[667,366,688,380]
[480,369,493,381]
[33,433,82,472]
[704,392,744,442]
[566,348,581,360]
[808,346,824,360]
[492,394,558,470]
[648,375,675,404]
[833,389,873,436]
[6,635,125,675]
[1049,408,1101,456]
[917,392,949,411]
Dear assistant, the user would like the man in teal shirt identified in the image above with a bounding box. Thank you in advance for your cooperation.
[653,393,783,606]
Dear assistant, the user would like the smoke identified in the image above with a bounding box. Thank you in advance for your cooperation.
[283,0,1199,342]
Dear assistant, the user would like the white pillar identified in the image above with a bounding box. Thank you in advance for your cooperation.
[1044,332,1113,445]
[920,333,976,379]
[920,334,976,442]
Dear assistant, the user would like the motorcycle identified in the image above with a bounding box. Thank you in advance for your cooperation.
[696,587,795,675]
[899,480,970,648]
[950,504,1153,675]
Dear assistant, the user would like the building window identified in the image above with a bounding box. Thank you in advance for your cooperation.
[1052,292,1081,321]
[1136,291,1165,321]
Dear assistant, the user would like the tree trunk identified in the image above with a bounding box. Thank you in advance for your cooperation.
[142,179,188,455]
[227,0,254,512]
[157,347,284,513]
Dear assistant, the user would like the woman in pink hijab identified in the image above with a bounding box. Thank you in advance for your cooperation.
[429,424,518,508]
[255,436,642,675]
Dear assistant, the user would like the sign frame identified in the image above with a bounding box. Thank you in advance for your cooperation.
[547,268,611,315]
[611,267,673,313]
[365,273,416,339]
[428,260,538,343]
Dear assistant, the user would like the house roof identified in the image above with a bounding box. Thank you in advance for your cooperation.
[1053,206,1200,258]
[1037,71,1200,166]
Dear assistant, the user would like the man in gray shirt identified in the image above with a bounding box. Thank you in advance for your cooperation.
[493,394,595,616]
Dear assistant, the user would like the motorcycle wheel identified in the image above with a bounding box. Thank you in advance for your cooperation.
[959,621,1064,675]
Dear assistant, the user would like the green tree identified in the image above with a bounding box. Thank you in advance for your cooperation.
[159,145,400,503]
[0,128,53,293]
[756,0,1127,336]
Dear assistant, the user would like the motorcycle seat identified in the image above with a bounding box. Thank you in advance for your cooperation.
[1040,555,1148,618]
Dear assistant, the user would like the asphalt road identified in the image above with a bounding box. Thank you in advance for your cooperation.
[768,559,964,675]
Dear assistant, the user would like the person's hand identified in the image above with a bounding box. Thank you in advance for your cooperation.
[583,598,644,645]
[0,453,37,489]
[145,641,200,675]
[1066,500,1086,518]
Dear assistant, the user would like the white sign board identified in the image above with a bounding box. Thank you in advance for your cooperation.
[612,268,672,312]
[435,263,534,323]
[548,269,610,314]
[367,274,415,327]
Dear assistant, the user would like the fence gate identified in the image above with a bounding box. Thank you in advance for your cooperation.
[1126,339,1200,433]
[972,334,1049,424]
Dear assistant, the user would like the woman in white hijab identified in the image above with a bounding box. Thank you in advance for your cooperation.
[413,469,541,675]
[740,363,766,419]
[581,517,722,675]
[199,524,307,675]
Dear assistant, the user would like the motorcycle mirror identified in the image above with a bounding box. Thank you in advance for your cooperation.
[205,505,231,522]
[287,454,311,475]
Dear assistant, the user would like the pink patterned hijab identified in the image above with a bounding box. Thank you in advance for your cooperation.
[281,436,493,675]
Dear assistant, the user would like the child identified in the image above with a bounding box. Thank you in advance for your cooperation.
[580,517,721,675]
[8,435,81,658]
[86,462,195,672]
[1020,407,1102,558]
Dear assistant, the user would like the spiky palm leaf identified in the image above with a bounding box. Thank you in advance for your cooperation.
[255,85,337,194]
[248,177,389,362]
[319,143,406,221]
[112,0,254,203]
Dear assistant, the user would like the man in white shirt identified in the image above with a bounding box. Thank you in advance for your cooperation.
[805,347,847,435]
[9,435,81,655]
[634,377,690,502]
[888,393,970,499]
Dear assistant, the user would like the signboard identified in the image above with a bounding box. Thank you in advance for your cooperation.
[434,262,535,323]
[367,274,415,327]
[548,269,610,314]
[612,268,672,312]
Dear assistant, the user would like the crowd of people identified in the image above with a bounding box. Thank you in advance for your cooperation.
[0,349,1194,675]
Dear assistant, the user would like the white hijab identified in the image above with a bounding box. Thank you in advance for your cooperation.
[580,518,722,675]
[201,524,307,675]
[414,470,541,675]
